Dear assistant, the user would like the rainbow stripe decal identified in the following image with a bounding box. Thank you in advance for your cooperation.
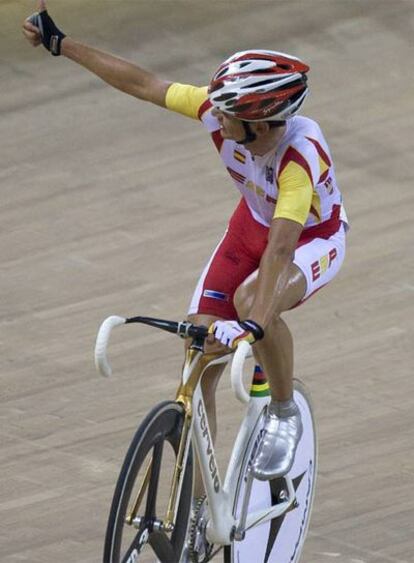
[249,365,270,397]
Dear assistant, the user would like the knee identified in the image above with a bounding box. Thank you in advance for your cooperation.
[263,315,291,343]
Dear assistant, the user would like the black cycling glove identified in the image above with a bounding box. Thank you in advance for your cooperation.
[28,10,66,56]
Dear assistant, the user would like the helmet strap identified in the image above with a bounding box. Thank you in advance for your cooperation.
[239,121,257,145]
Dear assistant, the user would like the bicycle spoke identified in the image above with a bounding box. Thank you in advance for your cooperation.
[145,439,164,520]
[120,528,147,563]
[149,530,177,562]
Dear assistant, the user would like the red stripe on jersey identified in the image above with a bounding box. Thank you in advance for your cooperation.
[297,204,341,247]
[319,169,330,183]
[198,98,212,120]
[306,137,331,167]
[227,166,246,184]
[278,146,313,186]
[211,129,224,152]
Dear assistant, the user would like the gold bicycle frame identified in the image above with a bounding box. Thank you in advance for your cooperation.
[125,459,152,525]
[125,345,228,530]
[167,347,228,529]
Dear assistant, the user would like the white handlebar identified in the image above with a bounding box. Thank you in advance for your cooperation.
[94,316,253,401]
[94,315,126,377]
[230,340,253,404]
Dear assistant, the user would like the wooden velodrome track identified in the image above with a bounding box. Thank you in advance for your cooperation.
[2,1,413,562]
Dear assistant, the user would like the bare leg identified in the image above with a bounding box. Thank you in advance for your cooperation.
[233,263,306,400]
[233,264,307,480]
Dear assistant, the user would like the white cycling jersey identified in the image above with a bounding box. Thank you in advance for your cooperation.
[165,83,349,231]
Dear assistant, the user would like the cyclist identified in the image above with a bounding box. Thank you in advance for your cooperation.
[23,1,348,482]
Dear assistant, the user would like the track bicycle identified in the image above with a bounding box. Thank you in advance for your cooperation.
[95,314,318,563]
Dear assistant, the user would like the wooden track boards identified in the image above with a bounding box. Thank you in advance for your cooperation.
[1,1,413,561]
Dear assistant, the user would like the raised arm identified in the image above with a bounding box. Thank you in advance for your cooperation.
[61,39,170,107]
[22,0,170,107]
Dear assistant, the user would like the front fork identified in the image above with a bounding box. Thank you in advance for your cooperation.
[164,408,192,530]
[124,404,192,533]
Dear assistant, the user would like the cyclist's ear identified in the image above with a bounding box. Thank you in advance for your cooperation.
[252,121,270,137]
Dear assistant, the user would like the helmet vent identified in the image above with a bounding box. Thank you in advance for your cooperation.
[215,67,229,80]
[214,92,238,102]
[249,67,271,75]
[209,81,224,93]
[241,78,275,89]
[269,78,306,93]
[276,63,291,70]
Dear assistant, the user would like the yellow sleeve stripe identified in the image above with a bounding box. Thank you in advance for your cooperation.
[319,155,329,180]
[274,160,313,225]
[165,83,209,120]
[310,191,322,222]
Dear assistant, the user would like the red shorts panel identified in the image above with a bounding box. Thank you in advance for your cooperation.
[189,198,268,319]
[188,198,344,320]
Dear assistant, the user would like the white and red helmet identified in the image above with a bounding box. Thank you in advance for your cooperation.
[208,50,309,122]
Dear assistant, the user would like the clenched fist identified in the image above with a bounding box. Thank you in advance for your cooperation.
[22,0,66,56]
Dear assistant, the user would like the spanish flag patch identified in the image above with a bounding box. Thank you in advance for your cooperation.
[234,149,246,164]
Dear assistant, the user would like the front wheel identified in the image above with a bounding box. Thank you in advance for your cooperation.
[104,401,193,563]
[225,380,318,563]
